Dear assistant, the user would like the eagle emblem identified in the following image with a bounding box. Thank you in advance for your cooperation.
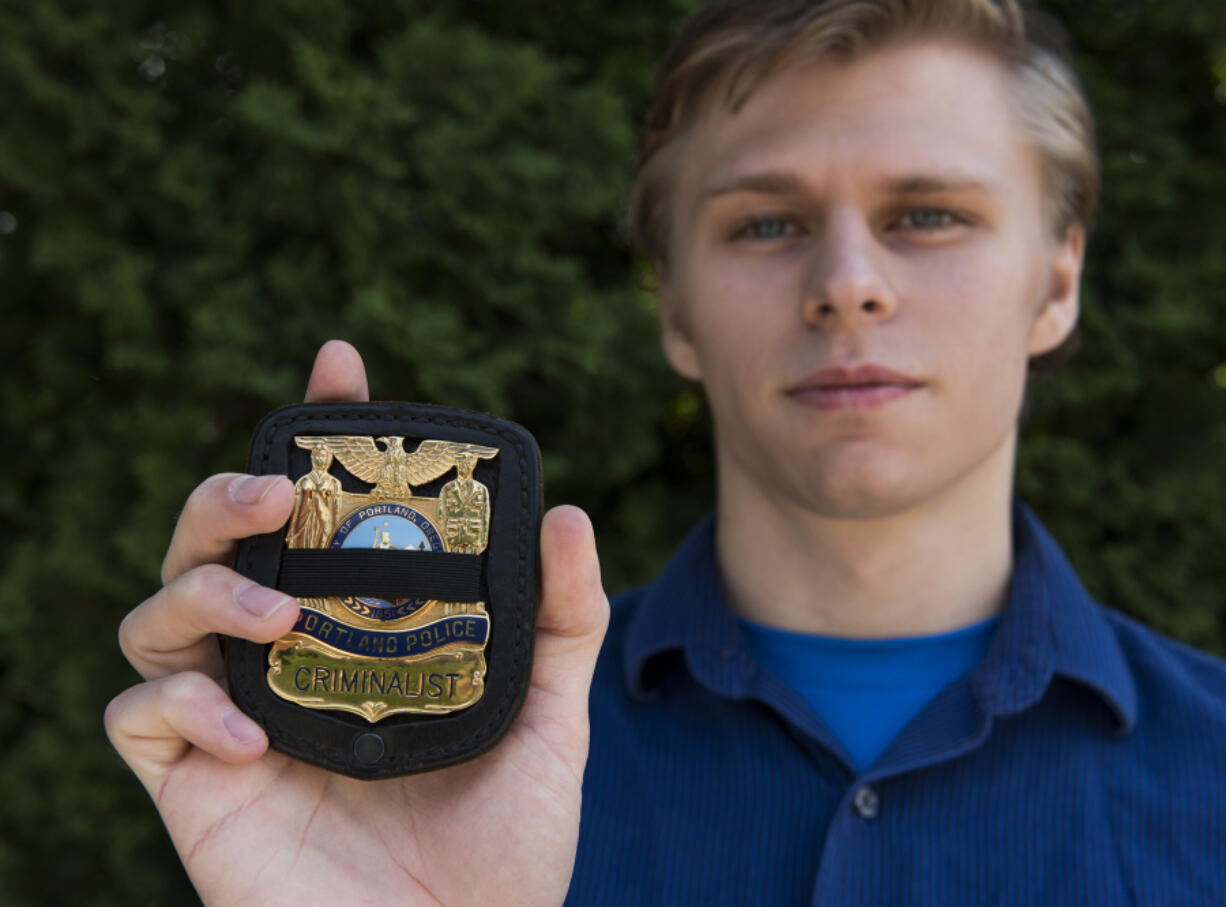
[295,436,498,499]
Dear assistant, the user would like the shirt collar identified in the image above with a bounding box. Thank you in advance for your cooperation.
[969,501,1137,733]
[623,503,1137,735]
[624,514,756,700]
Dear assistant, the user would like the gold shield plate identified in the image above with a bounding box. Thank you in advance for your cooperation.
[267,435,497,722]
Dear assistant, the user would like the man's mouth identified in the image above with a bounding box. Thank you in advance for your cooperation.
[787,364,923,411]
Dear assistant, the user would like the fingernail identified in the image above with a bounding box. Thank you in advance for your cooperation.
[228,475,278,505]
[234,581,293,619]
[222,708,264,744]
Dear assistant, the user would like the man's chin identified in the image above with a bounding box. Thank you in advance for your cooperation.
[784,446,926,517]
[774,443,1009,524]
[743,461,930,523]
[789,482,930,522]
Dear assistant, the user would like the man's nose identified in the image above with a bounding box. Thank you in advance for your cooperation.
[802,208,898,327]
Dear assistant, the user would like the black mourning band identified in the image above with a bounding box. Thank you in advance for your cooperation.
[276,549,484,602]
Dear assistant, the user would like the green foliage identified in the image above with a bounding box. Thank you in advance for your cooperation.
[1019,0,1226,650]
[0,0,1222,901]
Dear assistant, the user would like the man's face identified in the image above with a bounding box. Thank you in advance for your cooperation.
[660,40,1083,520]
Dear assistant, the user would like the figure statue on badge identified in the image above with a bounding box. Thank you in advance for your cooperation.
[286,442,341,549]
[439,452,490,555]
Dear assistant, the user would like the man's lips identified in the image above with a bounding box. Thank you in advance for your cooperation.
[787,364,923,411]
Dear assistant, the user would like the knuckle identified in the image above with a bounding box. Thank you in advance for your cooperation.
[158,670,215,709]
[117,609,140,663]
[104,686,147,747]
[188,473,239,516]
[174,562,237,607]
[102,693,125,737]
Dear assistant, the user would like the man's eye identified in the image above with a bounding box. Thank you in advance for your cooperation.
[897,209,960,230]
[736,217,797,240]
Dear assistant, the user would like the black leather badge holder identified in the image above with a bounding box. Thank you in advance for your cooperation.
[227,402,541,779]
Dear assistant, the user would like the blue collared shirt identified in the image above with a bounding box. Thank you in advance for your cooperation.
[566,504,1226,905]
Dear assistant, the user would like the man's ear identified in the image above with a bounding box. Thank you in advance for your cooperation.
[1027,226,1085,357]
[658,273,704,381]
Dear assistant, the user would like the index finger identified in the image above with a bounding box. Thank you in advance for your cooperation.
[161,473,295,584]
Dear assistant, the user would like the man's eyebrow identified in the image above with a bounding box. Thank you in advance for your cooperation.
[698,171,998,209]
[880,175,996,196]
[699,171,809,204]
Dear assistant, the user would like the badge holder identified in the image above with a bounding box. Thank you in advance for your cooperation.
[226,402,541,779]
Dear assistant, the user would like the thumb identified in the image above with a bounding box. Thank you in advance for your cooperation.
[305,339,370,403]
[526,505,610,721]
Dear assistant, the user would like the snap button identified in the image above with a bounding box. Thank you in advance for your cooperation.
[853,785,879,819]
[353,732,386,764]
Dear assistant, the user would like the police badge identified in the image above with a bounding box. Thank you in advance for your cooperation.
[226,402,541,779]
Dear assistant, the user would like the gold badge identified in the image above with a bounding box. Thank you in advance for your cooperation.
[267,435,497,721]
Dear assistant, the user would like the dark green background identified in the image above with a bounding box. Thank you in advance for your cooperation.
[1,1,1223,902]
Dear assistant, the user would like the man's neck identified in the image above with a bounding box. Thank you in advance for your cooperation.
[715,440,1016,639]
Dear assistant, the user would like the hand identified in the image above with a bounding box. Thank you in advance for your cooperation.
[105,340,609,905]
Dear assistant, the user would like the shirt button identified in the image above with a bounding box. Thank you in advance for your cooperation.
[853,785,880,820]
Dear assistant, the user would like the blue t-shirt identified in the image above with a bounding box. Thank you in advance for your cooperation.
[739,616,999,772]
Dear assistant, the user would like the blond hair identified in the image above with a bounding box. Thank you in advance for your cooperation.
[629,0,1098,270]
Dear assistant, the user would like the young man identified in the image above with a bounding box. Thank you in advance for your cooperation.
[107,1,1226,903]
